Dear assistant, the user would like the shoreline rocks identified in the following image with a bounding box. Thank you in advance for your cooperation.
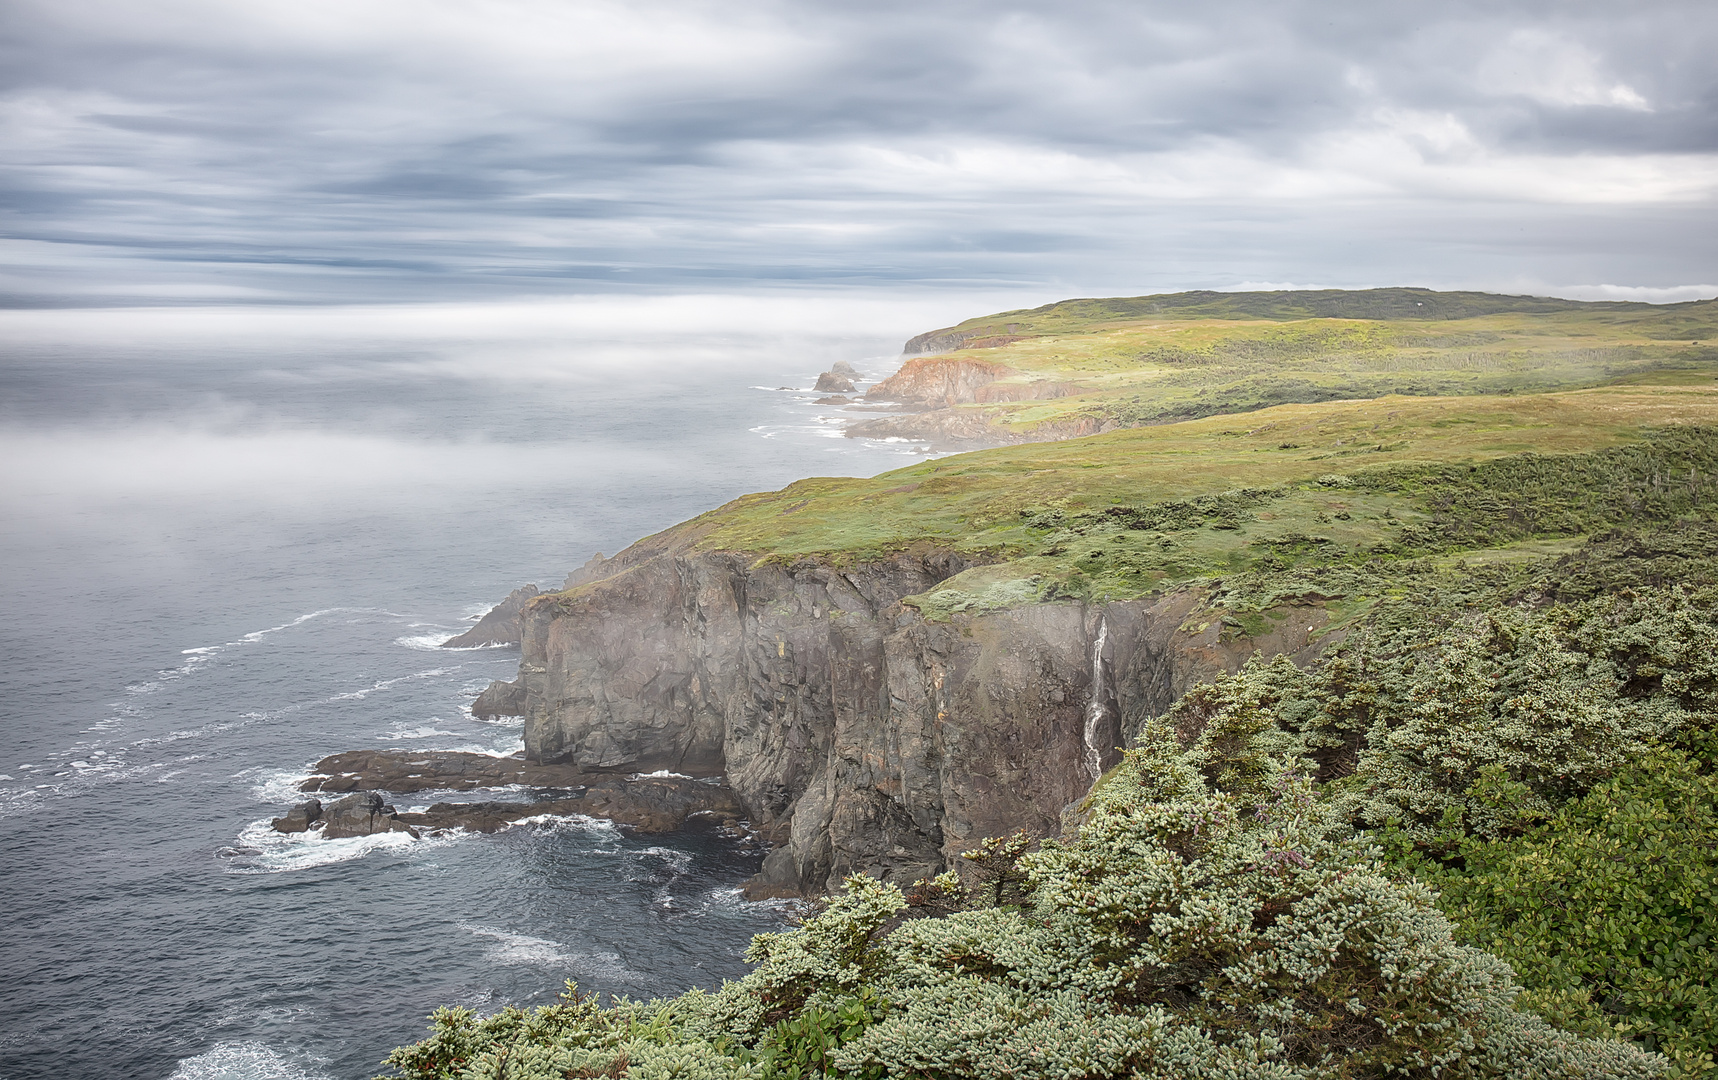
[272,750,745,838]
[272,792,420,838]
[472,678,526,719]
[299,749,594,794]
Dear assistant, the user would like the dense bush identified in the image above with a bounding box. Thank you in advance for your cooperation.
[381,714,1663,1079]
[1401,736,1718,1078]
[384,545,1718,1078]
[1148,585,1718,1076]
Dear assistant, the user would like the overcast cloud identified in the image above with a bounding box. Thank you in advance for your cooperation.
[2,0,1714,305]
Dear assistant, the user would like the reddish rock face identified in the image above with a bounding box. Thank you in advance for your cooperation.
[863,355,1020,407]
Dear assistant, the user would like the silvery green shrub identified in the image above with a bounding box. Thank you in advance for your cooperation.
[381,714,1661,1079]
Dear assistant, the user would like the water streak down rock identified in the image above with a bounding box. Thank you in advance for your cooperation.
[515,539,1336,898]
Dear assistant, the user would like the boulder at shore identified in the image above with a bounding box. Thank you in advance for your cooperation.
[472,678,526,719]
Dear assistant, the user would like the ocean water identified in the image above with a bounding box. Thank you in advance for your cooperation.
[0,298,951,1080]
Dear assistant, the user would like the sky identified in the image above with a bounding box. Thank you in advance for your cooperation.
[2,0,1716,307]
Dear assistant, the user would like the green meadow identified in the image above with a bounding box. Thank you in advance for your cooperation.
[896,287,1718,437]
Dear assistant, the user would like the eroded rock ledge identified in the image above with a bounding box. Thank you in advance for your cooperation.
[272,750,745,837]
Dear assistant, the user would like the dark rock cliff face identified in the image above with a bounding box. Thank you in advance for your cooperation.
[516,547,1338,898]
[443,584,540,648]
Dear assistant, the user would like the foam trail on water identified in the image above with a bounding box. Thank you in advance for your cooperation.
[326,667,455,702]
[168,1041,332,1080]
[458,924,646,984]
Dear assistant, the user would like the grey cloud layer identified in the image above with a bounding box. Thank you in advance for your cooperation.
[2,0,1713,303]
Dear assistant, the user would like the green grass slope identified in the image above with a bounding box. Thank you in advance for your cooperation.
[607,384,1718,621]
[890,288,1718,437]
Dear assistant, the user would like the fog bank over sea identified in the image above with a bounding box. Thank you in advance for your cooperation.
[0,294,997,1080]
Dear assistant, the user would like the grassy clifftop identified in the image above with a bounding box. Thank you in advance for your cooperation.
[631,383,1718,618]
[880,288,1718,439]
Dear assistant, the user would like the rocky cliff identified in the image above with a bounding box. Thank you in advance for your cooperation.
[514,543,1337,898]
[443,583,540,648]
[864,355,1076,409]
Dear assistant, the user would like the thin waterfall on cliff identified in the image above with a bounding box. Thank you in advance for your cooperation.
[1083,615,1110,783]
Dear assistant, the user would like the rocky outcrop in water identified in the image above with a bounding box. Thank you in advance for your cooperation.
[472,678,526,719]
[271,798,322,833]
[272,792,420,838]
[275,750,746,836]
[814,371,856,393]
[300,749,590,794]
[852,355,1082,447]
[514,543,1339,899]
[442,584,540,648]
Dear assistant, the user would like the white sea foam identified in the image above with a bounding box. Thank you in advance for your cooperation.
[224,817,448,874]
[132,718,249,748]
[243,765,317,805]
[0,783,49,819]
[431,738,527,757]
[469,713,526,729]
[326,667,454,702]
[627,769,693,781]
[396,631,457,651]
[377,724,462,741]
[458,925,644,983]
[459,924,574,965]
[699,885,805,918]
[506,811,616,831]
[148,607,412,694]
[167,1040,332,1080]
[638,846,694,873]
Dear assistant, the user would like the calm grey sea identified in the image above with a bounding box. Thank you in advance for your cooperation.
[0,299,945,1080]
